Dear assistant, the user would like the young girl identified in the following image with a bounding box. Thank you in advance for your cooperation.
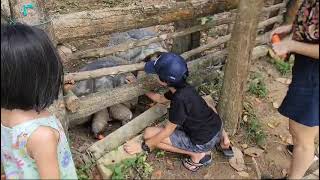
[1,23,78,179]
[124,52,233,172]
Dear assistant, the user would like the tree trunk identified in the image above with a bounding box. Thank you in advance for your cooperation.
[217,0,264,135]
[51,0,239,42]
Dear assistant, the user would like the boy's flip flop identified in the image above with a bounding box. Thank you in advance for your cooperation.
[216,145,234,158]
[182,154,212,172]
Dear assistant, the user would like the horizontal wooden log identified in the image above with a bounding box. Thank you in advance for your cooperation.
[63,36,229,83]
[64,63,145,83]
[63,27,275,84]
[262,2,286,12]
[87,103,167,159]
[182,35,231,60]
[68,10,283,61]
[67,50,227,121]
[52,0,240,42]
[67,44,269,122]
[69,17,234,60]
[257,15,283,29]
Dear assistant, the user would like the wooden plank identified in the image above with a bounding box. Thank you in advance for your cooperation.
[96,135,143,179]
[51,0,239,42]
[87,103,168,160]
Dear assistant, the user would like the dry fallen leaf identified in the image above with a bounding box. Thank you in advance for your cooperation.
[237,171,250,177]
[166,159,174,170]
[267,123,275,129]
[243,115,248,122]
[275,77,291,85]
[285,137,292,144]
[229,147,246,172]
[241,144,248,149]
[244,147,264,157]
[273,102,280,109]
[282,169,287,177]
[152,170,162,179]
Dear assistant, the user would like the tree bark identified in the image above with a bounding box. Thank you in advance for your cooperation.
[217,0,264,135]
[51,0,239,42]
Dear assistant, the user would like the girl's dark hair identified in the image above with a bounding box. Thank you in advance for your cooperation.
[1,23,63,112]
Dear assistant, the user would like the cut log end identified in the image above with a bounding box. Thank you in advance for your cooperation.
[64,90,80,113]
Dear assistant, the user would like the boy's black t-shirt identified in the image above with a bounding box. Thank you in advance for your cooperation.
[164,85,222,145]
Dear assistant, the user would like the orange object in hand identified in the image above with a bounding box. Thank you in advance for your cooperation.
[272,34,281,44]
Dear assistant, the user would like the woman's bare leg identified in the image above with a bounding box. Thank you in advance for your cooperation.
[288,120,319,179]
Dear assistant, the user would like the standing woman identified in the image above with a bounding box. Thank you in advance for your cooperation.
[271,0,319,179]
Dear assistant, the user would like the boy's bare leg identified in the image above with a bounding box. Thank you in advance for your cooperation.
[144,127,210,163]
[220,129,231,149]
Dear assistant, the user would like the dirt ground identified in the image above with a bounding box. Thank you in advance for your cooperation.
[68,55,319,179]
[48,0,319,179]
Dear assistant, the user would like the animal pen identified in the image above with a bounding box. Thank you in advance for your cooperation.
[1,0,291,178]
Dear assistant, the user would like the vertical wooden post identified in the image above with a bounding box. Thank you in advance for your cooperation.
[1,0,11,24]
[171,0,200,56]
[218,0,264,135]
[172,20,201,56]
[9,0,68,131]
[285,0,303,24]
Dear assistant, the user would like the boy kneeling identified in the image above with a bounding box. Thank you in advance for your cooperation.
[124,53,233,171]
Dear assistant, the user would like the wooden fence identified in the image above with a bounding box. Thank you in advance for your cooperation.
[1,0,289,163]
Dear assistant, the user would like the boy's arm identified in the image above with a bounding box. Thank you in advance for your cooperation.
[145,92,170,104]
[145,122,177,150]
[27,127,60,179]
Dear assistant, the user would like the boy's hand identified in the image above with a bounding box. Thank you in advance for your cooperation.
[123,141,143,155]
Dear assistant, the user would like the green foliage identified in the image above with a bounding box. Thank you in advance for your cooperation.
[108,153,153,180]
[155,150,166,158]
[274,60,292,76]
[241,101,267,146]
[197,73,223,97]
[248,73,268,98]
[76,164,90,180]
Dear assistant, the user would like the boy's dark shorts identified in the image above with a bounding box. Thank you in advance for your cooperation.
[169,125,222,153]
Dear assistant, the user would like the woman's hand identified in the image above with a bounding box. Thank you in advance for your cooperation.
[272,39,294,58]
[270,24,293,41]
